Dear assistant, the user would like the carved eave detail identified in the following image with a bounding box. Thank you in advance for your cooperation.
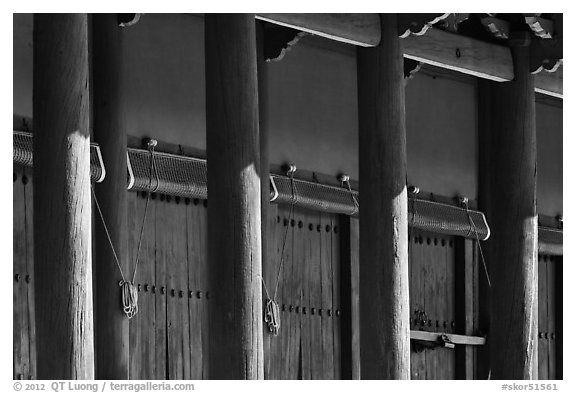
[398,13,451,38]
[118,13,142,28]
[403,59,422,85]
[263,24,307,62]
[530,14,562,74]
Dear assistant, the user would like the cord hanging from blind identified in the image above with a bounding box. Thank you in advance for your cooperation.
[91,139,158,319]
[460,197,492,287]
[262,164,297,336]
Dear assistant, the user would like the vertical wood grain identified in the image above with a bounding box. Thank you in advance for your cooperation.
[320,213,335,379]
[33,13,94,379]
[300,210,312,380]
[287,210,299,378]
[357,13,410,379]
[187,200,203,379]
[92,13,130,380]
[424,235,439,379]
[478,40,538,380]
[547,257,556,379]
[24,167,37,379]
[554,257,562,379]
[538,256,548,379]
[154,196,167,379]
[141,194,157,380]
[445,236,456,379]
[256,25,271,370]
[165,199,188,380]
[293,209,305,379]
[128,193,141,379]
[199,202,210,380]
[338,216,353,379]
[409,232,425,380]
[309,213,323,379]
[205,13,264,379]
[331,215,341,379]
[263,204,280,379]
[13,167,29,379]
[479,39,538,379]
[350,218,361,380]
[455,238,475,379]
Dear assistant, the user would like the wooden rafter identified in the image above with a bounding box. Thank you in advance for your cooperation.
[255,13,562,98]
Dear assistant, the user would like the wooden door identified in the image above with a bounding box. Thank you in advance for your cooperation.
[264,205,342,379]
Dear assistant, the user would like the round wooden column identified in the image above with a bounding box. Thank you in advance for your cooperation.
[33,13,94,379]
[205,13,264,379]
[478,38,538,379]
[356,13,411,379]
[92,14,129,379]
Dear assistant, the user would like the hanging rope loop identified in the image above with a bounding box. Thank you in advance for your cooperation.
[119,279,139,319]
[264,299,281,336]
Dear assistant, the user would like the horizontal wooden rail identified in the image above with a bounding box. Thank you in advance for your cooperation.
[255,13,562,98]
[410,330,486,346]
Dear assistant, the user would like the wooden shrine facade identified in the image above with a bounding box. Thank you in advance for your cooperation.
[13,13,562,380]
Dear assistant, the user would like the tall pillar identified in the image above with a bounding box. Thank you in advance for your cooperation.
[356,13,410,379]
[33,13,94,379]
[91,14,129,379]
[205,13,264,379]
[478,37,538,379]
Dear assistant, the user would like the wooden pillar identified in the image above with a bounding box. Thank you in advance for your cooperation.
[256,21,269,252]
[478,37,538,380]
[91,14,129,379]
[33,14,94,379]
[256,21,272,379]
[205,14,264,380]
[356,14,410,379]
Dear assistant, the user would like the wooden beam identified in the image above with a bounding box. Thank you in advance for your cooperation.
[410,331,486,346]
[538,242,562,256]
[255,14,562,97]
[402,27,513,82]
[256,13,380,47]
[91,14,129,379]
[478,36,538,379]
[33,13,94,379]
[357,14,410,379]
[535,64,563,99]
[205,14,264,379]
